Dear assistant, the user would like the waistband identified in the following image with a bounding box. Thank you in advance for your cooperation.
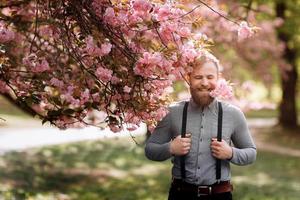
[171,178,233,196]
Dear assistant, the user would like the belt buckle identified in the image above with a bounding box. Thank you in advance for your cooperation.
[197,185,212,197]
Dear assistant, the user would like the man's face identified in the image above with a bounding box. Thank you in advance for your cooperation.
[189,61,218,107]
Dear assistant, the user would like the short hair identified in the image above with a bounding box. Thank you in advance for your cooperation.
[189,51,223,74]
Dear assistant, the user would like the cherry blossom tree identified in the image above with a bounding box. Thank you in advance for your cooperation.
[190,0,298,128]
[0,0,250,132]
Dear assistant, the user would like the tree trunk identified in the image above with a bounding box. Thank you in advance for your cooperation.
[276,2,298,128]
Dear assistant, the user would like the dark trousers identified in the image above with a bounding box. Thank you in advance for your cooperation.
[168,182,233,200]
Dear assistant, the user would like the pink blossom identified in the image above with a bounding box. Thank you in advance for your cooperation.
[159,21,178,42]
[123,85,132,93]
[39,25,54,38]
[50,77,64,88]
[139,52,162,65]
[80,89,90,104]
[273,17,284,27]
[85,36,112,57]
[61,87,80,107]
[209,79,234,100]
[177,27,191,38]
[96,65,112,83]
[23,54,50,73]
[132,0,152,13]
[132,0,152,19]
[151,107,168,121]
[155,5,172,21]
[238,21,253,41]
[111,76,120,84]
[126,124,139,131]
[85,36,102,57]
[104,7,119,26]
[134,52,164,77]
[33,58,50,73]
[194,33,208,41]
[0,22,15,43]
[0,80,9,93]
[181,45,198,62]
[100,42,112,55]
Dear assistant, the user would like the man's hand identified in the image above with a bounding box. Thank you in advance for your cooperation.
[170,133,191,156]
[211,138,233,160]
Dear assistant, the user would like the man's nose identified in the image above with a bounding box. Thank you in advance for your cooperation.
[201,78,209,86]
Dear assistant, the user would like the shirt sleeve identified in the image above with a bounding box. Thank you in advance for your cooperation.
[145,111,173,161]
[229,107,257,165]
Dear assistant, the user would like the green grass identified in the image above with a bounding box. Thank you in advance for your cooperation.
[255,126,300,150]
[0,136,300,200]
[245,109,279,118]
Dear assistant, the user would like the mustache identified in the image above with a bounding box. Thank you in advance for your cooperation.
[192,87,213,91]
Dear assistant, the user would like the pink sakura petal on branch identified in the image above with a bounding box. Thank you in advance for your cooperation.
[237,21,254,41]
[209,79,234,100]
[96,65,113,83]
[0,22,15,43]
[123,85,132,93]
[155,4,172,21]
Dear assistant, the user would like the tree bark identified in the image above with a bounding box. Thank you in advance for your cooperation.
[276,2,298,128]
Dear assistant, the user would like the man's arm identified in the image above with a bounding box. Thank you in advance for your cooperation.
[230,108,257,166]
[145,112,173,161]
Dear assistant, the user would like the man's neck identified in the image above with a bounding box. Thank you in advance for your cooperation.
[190,97,215,109]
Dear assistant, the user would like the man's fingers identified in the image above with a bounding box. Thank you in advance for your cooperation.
[181,137,191,142]
[184,146,190,151]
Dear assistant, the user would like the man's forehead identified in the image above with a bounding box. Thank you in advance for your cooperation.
[191,61,219,74]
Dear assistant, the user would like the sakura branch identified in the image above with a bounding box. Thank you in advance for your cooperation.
[0,0,250,132]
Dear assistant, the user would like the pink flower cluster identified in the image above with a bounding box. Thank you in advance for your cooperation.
[237,21,254,41]
[96,65,113,83]
[0,0,251,132]
[85,36,112,57]
[22,54,50,73]
[210,79,234,100]
[0,22,15,43]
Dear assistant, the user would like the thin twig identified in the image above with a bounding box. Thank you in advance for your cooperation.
[196,0,240,25]
[29,0,39,53]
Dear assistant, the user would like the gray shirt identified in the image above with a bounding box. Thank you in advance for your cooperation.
[145,98,257,185]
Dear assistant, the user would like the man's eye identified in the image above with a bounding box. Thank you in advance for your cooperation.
[194,76,202,79]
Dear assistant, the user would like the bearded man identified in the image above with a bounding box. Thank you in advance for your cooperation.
[145,55,256,200]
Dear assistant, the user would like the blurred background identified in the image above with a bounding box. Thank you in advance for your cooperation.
[1,0,300,200]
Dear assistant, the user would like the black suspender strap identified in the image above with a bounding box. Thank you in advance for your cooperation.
[180,101,189,180]
[180,101,223,182]
[216,102,223,183]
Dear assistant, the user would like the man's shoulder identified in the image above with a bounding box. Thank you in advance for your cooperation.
[168,100,187,112]
[220,100,244,116]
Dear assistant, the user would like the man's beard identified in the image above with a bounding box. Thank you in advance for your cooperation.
[190,87,214,108]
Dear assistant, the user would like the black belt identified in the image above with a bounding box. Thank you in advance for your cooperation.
[172,178,233,197]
